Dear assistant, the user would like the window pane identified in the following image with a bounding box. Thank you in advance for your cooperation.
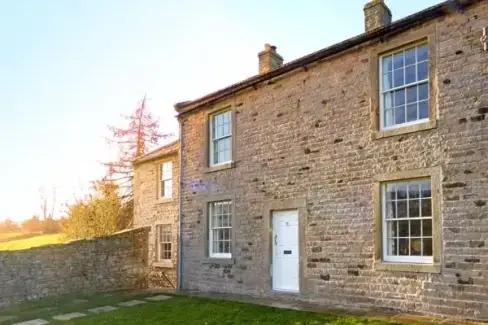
[420,181,431,197]
[393,68,404,87]
[387,221,397,237]
[422,219,432,236]
[417,61,428,80]
[384,109,394,127]
[386,184,396,200]
[382,72,393,90]
[406,104,417,122]
[418,101,428,119]
[421,199,432,217]
[417,44,428,62]
[418,83,428,100]
[164,180,172,198]
[405,65,416,84]
[388,238,397,255]
[397,183,408,199]
[394,89,405,107]
[395,106,405,124]
[397,200,408,219]
[411,238,422,256]
[408,182,420,198]
[423,238,433,256]
[161,181,166,198]
[409,199,420,218]
[385,201,395,219]
[382,55,393,72]
[405,47,416,66]
[393,52,404,69]
[399,238,409,255]
[398,220,409,236]
[406,86,417,104]
[411,220,421,236]
[383,92,393,109]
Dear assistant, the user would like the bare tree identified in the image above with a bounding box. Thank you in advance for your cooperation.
[103,95,172,199]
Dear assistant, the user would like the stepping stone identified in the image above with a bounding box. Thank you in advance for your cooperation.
[146,295,172,301]
[0,316,17,323]
[52,313,86,321]
[71,299,88,304]
[87,305,118,313]
[118,300,147,307]
[13,320,49,325]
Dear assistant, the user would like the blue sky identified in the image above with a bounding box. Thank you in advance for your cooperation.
[0,0,441,221]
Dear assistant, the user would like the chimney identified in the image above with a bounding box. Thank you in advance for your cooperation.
[258,44,283,74]
[364,0,392,32]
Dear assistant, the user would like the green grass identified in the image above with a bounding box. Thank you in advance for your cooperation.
[0,233,66,250]
[0,232,41,243]
[0,293,403,325]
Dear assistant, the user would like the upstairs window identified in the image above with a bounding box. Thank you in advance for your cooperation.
[210,110,232,166]
[380,43,429,130]
[160,162,172,198]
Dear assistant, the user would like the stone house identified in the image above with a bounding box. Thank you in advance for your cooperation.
[134,0,488,319]
[133,140,179,288]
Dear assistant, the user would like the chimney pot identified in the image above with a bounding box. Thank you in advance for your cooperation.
[364,0,392,32]
[258,44,283,74]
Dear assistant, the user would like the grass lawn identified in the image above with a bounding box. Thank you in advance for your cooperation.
[0,293,404,325]
[0,233,66,250]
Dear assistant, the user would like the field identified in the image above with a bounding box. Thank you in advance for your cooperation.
[0,233,66,251]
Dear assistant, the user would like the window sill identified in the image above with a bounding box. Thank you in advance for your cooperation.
[157,197,175,204]
[374,261,440,273]
[203,161,235,174]
[153,261,174,268]
[372,119,436,140]
[203,257,234,265]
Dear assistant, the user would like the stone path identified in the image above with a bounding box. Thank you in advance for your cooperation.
[52,313,86,321]
[117,300,147,307]
[10,295,173,325]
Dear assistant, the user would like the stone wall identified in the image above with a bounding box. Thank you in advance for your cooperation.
[133,141,179,288]
[178,1,488,320]
[0,227,150,308]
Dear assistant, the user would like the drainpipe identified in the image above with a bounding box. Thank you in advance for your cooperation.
[177,118,183,291]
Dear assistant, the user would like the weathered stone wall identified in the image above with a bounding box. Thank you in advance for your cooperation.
[133,142,179,288]
[179,2,488,320]
[0,227,150,308]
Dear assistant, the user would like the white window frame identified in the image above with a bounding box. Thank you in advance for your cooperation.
[381,179,433,264]
[160,161,172,199]
[156,224,172,262]
[209,110,232,167]
[208,200,232,259]
[379,42,429,131]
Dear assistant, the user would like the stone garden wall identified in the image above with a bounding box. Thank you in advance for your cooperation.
[0,227,150,308]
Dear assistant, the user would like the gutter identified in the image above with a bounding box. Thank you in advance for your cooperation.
[174,0,476,116]
[177,121,183,290]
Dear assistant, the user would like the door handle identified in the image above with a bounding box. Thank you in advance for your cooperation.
[274,235,278,245]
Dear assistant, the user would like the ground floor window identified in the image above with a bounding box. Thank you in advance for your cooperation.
[382,178,433,263]
[208,200,232,258]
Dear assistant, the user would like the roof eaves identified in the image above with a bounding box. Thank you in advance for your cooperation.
[174,0,476,116]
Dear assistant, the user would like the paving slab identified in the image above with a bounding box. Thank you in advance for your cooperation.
[52,313,87,321]
[146,295,172,301]
[87,306,118,314]
[71,299,88,305]
[118,300,147,307]
[0,316,17,323]
[13,319,49,325]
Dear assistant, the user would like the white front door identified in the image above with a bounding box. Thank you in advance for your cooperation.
[272,210,299,292]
